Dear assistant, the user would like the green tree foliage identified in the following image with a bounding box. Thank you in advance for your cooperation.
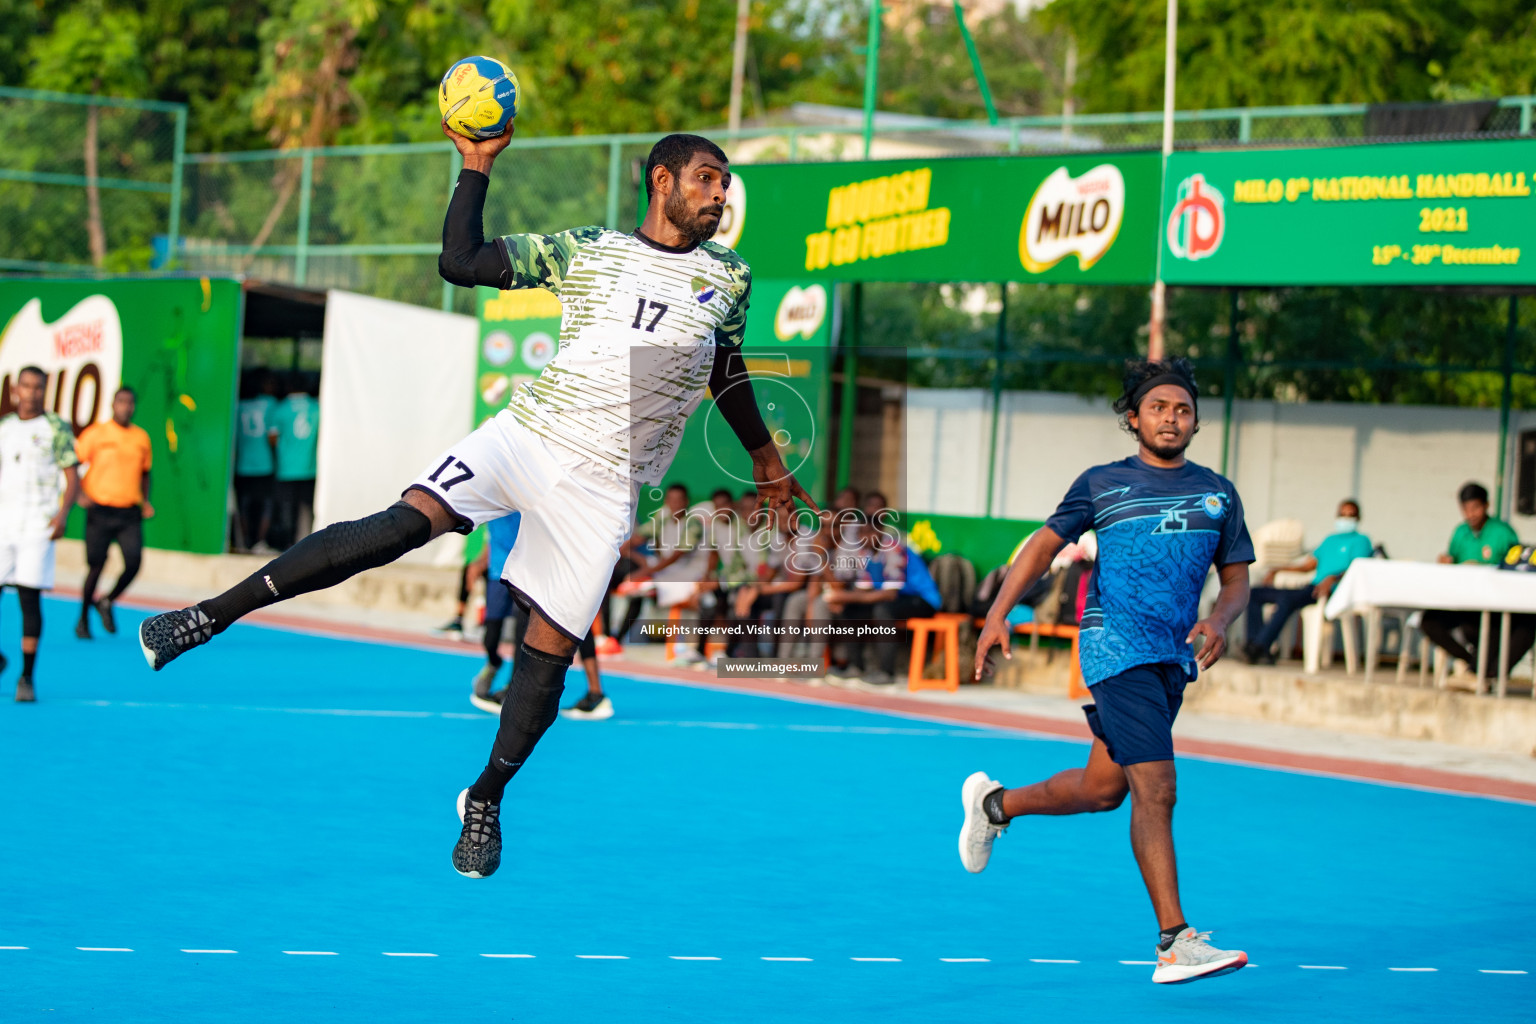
[1040,0,1536,113]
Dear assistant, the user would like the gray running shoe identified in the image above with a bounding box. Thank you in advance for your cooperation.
[452,788,502,879]
[138,606,215,671]
[958,771,1007,873]
[560,693,614,720]
[1151,927,1248,984]
[471,664,498,699]
[15,676,34,702]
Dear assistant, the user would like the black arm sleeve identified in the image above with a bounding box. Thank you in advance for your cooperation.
[709,346,773,452]
[439,169,512,288]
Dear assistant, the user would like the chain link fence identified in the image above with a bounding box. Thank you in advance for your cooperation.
[0,87,185,275]
[5,90,1534,309]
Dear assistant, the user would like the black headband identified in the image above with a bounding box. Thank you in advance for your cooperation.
[1130,373,1197,414]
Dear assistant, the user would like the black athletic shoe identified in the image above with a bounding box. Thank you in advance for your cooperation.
[560,692,614,720]
[453,789,501,878]
[472,664,498,700]
[14,676,34,702]
[0,650,7,677]
[138,606,215,671]
[470,686,506,716]
[95,598,117,635]
[75,617,92,640]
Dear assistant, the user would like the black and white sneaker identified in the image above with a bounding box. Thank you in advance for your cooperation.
[469,686,506,715]
[560,692,614,720]
[95,598,117,635]
[138,606,215,671]
[453,788,501,878]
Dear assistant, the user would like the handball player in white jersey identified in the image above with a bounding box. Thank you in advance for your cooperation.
[138,128,817,878]
[0,366,81,702]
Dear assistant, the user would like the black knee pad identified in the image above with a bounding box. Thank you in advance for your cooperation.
[324,501,431,565]
[16,587,42,638]
[489,644,572,774]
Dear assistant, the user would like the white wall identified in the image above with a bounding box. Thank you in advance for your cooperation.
[315,290,478,568]
[907,387,1527,563]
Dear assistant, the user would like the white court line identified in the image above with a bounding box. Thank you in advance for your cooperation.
[940,958,990,963]
[670,956,721,961]
[761,957,812,962]
[576,955,628,960]
[481,954,536,959]
[1299,965,1347,970]
[0,946,29,950]
[1030,958,1080,964]
[181,949,237,954]
[1389,967,1437,972]
[1119,960,1156,965]
[1480,970,1528,974]
[283,951,338,956]
[382,952,437,957]
[851,957,901,962]
[77,947,132,952]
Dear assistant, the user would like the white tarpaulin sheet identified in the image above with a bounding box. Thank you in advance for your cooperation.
[1325,559,1536,617]
[315,290,477,567]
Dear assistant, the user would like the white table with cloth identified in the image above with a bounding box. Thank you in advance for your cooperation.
[1324,560,1536,695]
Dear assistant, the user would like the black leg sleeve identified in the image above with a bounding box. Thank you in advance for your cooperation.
[199,502,432,634]
[470,643,573,803]
[17,586,42,638]
[108,514,144,600]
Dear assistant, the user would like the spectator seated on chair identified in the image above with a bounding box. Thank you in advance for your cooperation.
[1243,499,1373,664]
[822,524,941,686]
[613,483,709,651]
[1422,481,1534,677]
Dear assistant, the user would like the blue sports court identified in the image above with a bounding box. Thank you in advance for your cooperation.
[1,594,1531,1023]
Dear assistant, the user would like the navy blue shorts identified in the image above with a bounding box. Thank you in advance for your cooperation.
[486,579,515,621]
[1082,663,1189,766]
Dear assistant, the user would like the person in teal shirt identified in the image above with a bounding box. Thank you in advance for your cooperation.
[1423,481,1532,676]
[269,373,321,550]
[233,371,279,551]
[1242,498,1374,663]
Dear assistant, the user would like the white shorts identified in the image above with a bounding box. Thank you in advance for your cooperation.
[407,410,635,642]
[0,534,56,590]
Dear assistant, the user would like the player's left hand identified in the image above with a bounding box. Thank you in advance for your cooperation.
[48,513,68,541]
[750,442,821,528]
[142,501,156,520]
[1186,617,1227,669]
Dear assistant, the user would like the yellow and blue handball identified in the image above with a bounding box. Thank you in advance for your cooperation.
[439,56,519,140]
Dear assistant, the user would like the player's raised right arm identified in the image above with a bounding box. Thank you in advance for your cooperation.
[438,125,515,288]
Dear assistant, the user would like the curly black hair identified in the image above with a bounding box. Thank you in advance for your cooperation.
[1112,358,1199,438]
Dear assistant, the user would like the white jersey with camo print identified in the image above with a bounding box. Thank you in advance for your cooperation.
[495,226,751,486]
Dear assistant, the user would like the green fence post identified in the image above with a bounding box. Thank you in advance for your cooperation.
[1221,288,1239,476]
[1523,99,1533,136]
[788,128,799,162]
[606,139,623,230]
[442,146,462,312]
[862,1,882,159]
[953,0,999,126]
[295,151,313,286]
[1497,295,1517,515]
[1238,110,1252,144]
[984,283,1007,517]
[167,105,186,272]
[837,283,861,491]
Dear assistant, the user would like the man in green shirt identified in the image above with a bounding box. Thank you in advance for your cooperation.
[1243,499,1374,663]
[269,374,320,550]
[1423,482,1532,676]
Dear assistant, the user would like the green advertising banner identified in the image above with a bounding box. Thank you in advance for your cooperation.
[475,278,833,521]
[0,277,242,554]
[1161,139,1536,285]
[725,153,1162,284]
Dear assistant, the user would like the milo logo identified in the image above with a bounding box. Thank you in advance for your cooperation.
[0,295,123,430]
[1020,164,1127,273]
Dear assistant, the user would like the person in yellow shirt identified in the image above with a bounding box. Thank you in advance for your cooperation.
[74,386,153,639]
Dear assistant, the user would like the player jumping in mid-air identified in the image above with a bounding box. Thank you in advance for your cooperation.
[138,126,816,878]
[963,359,1254,985]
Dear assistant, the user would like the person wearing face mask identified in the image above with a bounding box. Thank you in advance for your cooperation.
[1242,500,1373,665]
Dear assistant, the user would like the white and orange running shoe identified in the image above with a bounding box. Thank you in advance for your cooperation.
[1151,927,1248,984]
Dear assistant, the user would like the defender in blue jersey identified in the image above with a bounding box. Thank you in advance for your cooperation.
[962,360,1255,985]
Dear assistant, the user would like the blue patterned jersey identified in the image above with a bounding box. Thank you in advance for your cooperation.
[1045,456,1254,687]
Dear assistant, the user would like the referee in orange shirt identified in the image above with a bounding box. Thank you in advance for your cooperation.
[74,386,153,639]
